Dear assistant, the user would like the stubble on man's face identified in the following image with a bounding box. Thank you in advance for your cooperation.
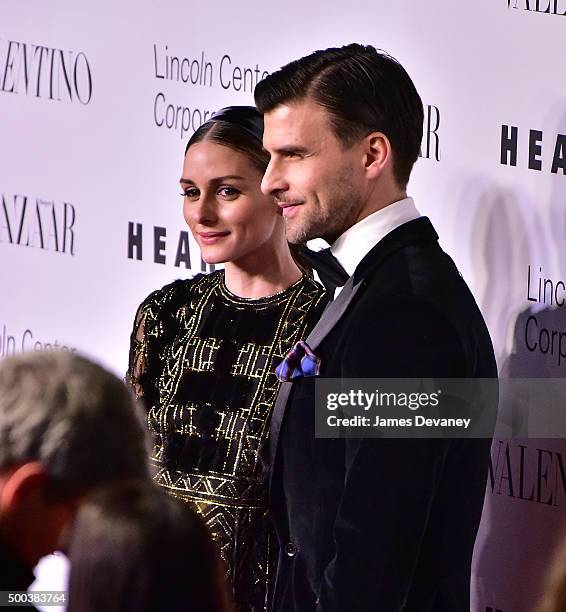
[285,163,362,245]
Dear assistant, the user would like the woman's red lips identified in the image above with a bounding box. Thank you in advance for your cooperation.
[198,231,230,244]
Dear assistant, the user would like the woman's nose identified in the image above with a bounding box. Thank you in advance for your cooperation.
[187,194,217,225]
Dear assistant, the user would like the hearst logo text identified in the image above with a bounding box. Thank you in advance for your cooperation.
[127,221,214,272]
[500,125,566,174]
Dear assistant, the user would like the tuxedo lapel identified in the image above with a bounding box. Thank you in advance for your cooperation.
[268,217,440,492]
[268,275,362,490]
[305,275,362,350]
[268,380,293,490]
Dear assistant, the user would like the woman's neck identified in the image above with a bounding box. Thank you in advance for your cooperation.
[223,242,302,299]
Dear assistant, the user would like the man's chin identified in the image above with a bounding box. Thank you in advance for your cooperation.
[285,225,324,245]
[284,218,313,244]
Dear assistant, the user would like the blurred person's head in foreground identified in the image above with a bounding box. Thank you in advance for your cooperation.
[0,351,150,579]
[537,537,566,612]
[66,480,232,612]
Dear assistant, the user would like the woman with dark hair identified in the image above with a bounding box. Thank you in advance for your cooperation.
[67,481,231,612]
[127,107,327,611]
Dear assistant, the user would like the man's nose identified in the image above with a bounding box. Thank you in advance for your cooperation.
[261,159,287,197]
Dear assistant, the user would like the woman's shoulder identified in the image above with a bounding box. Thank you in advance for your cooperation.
[295,273,328,310]
[287,274,329,326]
[299,273,326,296]
[135,271,222,319]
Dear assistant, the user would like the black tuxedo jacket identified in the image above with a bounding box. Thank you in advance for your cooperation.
[269,217,497,612]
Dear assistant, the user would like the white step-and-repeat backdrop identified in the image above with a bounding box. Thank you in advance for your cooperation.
[1,1,566,610]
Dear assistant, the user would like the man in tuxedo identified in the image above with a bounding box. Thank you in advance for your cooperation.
[0,352,150,601]
[255,44,497,611]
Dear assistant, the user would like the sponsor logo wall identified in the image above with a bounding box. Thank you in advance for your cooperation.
[1,1,565,609]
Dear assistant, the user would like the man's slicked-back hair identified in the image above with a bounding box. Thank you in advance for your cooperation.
[255,43,424,187]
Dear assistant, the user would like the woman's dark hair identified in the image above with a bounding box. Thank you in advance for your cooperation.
[183,106,309,268]
[67,481,232,612]
[255,43,424,187]
[185,106,269,174]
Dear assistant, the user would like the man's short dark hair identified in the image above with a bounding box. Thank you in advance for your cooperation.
[255,43,424,187]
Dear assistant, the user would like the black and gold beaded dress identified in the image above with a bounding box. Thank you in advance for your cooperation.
[127,270,327,612]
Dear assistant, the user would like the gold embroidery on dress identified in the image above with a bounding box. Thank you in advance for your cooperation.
[127,270,327,611]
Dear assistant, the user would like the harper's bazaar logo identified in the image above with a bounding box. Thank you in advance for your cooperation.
[0,39,93,104]
[419,105,441,162]
[507,0,566,15]
[0,193,76,255]
[489,440,566,506]
[500,125,566,174]
[127,221,214,272]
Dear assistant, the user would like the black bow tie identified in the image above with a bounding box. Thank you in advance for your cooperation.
[297,246,349,294]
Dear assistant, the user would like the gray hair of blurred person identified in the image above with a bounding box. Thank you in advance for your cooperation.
[0,351,150,496]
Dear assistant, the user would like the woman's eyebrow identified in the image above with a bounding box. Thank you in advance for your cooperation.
[179,175,246,185]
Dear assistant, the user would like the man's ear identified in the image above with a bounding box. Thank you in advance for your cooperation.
[0,463,49,512]
[363,132,392,180]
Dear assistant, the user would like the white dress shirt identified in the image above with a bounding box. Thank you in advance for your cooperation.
[330,197,421,297]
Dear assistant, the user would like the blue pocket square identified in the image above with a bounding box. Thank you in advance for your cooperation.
[275,341,321,382]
